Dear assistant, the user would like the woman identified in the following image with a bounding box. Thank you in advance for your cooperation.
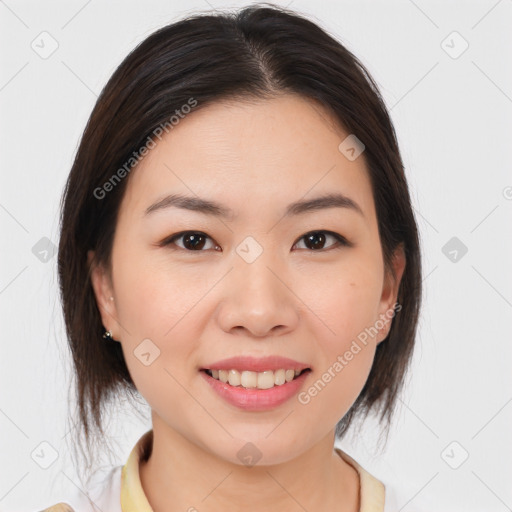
[41,3,422,511]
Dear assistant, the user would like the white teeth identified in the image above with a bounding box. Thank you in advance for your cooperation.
[257,371,274,389]
[228,369,241,387]
[241,371,257,388]
[274,369,286,386]
[206,368,308,389]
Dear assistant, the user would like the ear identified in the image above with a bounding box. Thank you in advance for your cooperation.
[376,243,406,345]
[88,250,120,339]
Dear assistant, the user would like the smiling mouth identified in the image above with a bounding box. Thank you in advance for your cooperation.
[201,368,311,390]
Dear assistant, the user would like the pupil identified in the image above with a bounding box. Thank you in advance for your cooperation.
[185,233,205,250]
[306,232,325,250]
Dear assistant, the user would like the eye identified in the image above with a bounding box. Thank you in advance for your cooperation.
[161,231,219,251]
[292,230,351,251]
[160,230,351,252]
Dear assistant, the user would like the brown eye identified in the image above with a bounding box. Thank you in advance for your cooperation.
[161,230,350,252]
[163,231,218,251]
[293,231,350,251]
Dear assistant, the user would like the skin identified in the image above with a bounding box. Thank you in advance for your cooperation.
[89,94,405,512]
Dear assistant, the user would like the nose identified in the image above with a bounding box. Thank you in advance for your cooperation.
[215,254,299,338]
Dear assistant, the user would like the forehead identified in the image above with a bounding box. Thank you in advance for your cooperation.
[120,94,376,224]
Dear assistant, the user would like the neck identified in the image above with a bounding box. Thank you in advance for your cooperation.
[138,416,360,512]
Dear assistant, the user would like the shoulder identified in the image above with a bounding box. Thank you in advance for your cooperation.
[334,447,435,512]
[383,478,436,512]
[39,505,76,512]
[36,465,122,512]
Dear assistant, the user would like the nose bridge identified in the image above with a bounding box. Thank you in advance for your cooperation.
[216,236,298,336]
[233,238,286,305]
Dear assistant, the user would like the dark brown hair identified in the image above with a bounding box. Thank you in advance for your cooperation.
[58,2,421,479]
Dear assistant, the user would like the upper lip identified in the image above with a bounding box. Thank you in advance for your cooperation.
[200,355,311,373]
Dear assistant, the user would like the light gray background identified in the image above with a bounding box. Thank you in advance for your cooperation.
[1,1,511,511]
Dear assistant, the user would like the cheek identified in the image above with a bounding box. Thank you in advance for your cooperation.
[297,279,378,426]
[112,242,209,339]
[293,255,382,416]
[297,253,384,350]
[110,246,209,399]
[113,261,203,416]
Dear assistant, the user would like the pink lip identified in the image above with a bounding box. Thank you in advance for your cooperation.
[200,369,311,411]
[200,355,311,373]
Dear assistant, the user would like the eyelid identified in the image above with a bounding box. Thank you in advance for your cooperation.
[158,230,216,249]
[292,230,352,250]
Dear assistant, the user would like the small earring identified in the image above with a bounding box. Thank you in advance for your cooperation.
[102,328,114,341]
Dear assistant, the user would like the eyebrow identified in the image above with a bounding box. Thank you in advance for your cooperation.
[144,192,364,219]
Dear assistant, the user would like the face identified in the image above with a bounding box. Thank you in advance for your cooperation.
[90,94,405,466]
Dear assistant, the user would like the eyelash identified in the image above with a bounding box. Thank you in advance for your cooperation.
[159,230,352,253]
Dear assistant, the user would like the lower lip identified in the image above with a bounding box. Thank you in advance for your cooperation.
[200,370,311,411]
